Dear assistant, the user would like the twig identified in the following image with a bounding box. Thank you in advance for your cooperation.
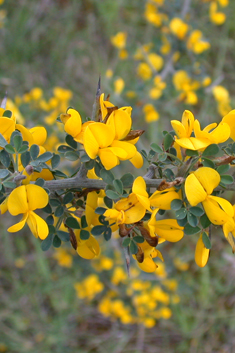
[91,76,101,121]
[181,0,191,18]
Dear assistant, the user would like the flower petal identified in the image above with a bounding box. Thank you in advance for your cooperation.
[8,186,28,215]
[29,126,47,146]
[8,213,28,232]
[150,188,180,210]
[64,108,82,138]
[25,184,49,211]
[195,233,210,267]
[106,109,132,140]
[185,174,207,206]
[193,167,220,195]
[154,219,184,242]
[129,151,143,168]
[27,211,49,239]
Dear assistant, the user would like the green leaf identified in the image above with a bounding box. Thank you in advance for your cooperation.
[57,145,75,153]
[0,150,10,167]
[51,154,60,169]
[21,151,31,167]
[220,175,233,185]
[202,231,211,249]
[164,133,174,151]
[53,235,61,248]
[80,229,90,240]
[5,144,15,154]
[0,133,8,148]
[13,135,23,151]
[46,215,54,225]
[217,164,230,174]
[36,152,53,163]
[200,213,211,228]
[65,216,80,229]
[53,170,67,178]
[184,224,201,235]
[105,190,120,200]
[113,179,123,195]
[120,173,134,188]
[30,144,40,160]
[189,206,204,217]
[57,230,70,242]
[187,212,198,227]
[3,181,16,189]
[0,169,9,179]
[104,227,112,241]
[80,153,90,163]
[104,196,113,208]
[129,240,138,255]
[95,207,107,215]
[65,134,77,149]
[63,192,74,204]
[175,208,187,220]
[171,199,183,211]
[42,203,52,214]
[54,205,64,217]
[91,225,106,236]
[64,151,80,161]
[158,153,167,162]
[41,233,54,251]
[94,162,102,177]
[122,238,131,247]
[201,158,215,168]
[185,149,199,157]
[85,159,95,170]
[35,178,45,187]
[50,199,61,207]
[133,236,145,243]
[100,169,114,184]
[3,110,12,118]
[202,144,219,157]
[177,217,188,227]
[81,215,88,229]
[150,143,162,153]
[18,145,29,154]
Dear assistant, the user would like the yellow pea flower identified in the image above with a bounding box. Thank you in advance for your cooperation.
[134,240,164,273]
[74,227,100,260]
[110,32,127,49]
[222,109,235,140]
[195,233,210,267]
[7,185,49,239]
[169,18,188,40]
[150,187,181,210]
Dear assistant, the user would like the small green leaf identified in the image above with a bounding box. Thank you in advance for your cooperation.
[200,213,211,228]
[120,173,134,188]
[202,144,219,157]
[95,207,107,215]
[171,199,183,211]
[46,215,54,225]
[104,227,112,241]
[220,175,233,185]
[42,203,52,214]
[164,133,174,151]
[113,179,123,195]
[0,169,9,179]
[184,224,201,235]
[35,178,45,187]
[53,170,67,178]
[51,154,60,169]
[217,164,230,174]
[177,217,188,227]
[36,152,53,163]
[187,212,198,227]
[0,150,10,167]
[185,149,199,157]
[13,135,23,151]
[65,216,80,229]
[18,145,29,154]
[65,151,80,161]
[105,190,120,200]
[65,134,77,149]
[130,240,138,255]
[80,229,90,240]
[54,205,64,217]
[175,208,187,220]
[85,159,95,170]
[21,151,31,167]
[3,110,12,118]
[30,144,40,160]
[201,158,215,168]
[63,192,74,204]
[133,236,145,243]
[91,225,106,236]
[53,235,62,248]
[3,181,16,189]
[100,169,114,184]
[189,206,204,217]
[57,145,75,153]
[5,144,15,154]
[122,238,131,247]
[50,199,61,207]
[41,233,54,251]
[0,133,8,148]
[104,196,113,208]
[150,143,162,153]
[94,162,102,177]
[81,215,88,228]
[80,153,90,162]
[202,231,211,249]
[57,230,70,242]
[158,153,167,162]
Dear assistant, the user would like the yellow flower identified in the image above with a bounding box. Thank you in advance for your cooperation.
[187,30,210,54]
[169,18,188,40]
[74,227,100,260]
[150,187,181,210]
[110,32,127,49]
[137,62,152,80]
[210,1,226,25]
[7,185,49,239]
[148,53,164,71]
[114,78,125,95]
[222,110,235,140]
[134,240,164,273]
[195,233,210,267]
[143,104,159,122]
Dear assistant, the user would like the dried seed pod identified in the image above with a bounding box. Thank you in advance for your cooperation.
[138,225,158,247]
[68,227,77,250]
[122,129,145,141]
[119,224,130,237]
[136,245,144,263]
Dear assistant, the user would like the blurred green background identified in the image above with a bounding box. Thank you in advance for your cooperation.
[1,1,235,352]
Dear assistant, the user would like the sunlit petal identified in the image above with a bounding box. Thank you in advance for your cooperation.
[8,213,28,233]
[8,186,28,215]
[27,211,49,239]
[25,184,49,211]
